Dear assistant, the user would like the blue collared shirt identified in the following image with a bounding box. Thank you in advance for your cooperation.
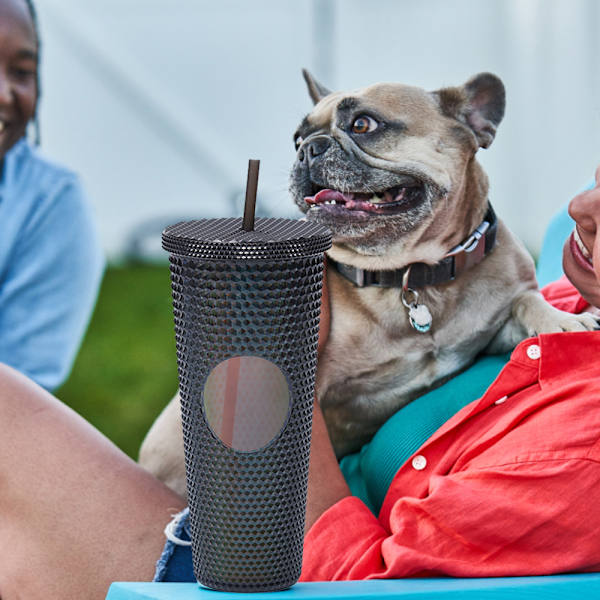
[0,139,104,390]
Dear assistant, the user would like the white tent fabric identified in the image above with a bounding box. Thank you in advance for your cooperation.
[36,0,600,259]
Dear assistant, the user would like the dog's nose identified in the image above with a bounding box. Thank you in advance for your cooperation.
[298,136,331,164]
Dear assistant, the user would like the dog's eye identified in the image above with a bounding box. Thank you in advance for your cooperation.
[352,115,378,134]
[294,135,304,149]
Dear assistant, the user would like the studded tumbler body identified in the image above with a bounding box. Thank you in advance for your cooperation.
[163,217,331,592]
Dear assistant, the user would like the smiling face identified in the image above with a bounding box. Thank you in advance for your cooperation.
[0,0,38,158]
[562,166,600,308]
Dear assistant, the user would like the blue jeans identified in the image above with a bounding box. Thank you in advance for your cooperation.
[153,508,195,582]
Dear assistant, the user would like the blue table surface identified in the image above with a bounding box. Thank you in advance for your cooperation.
[107,574,600,599]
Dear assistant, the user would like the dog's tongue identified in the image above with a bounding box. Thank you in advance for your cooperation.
[305,187,409,212]
[305,189,350,205]
[305,188,378,210]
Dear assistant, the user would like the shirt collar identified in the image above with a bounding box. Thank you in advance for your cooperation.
[480,331,600,398]
[417,331,600,451]
[480,331,600,400]
[538,331,600,388]
[541,275,591,314]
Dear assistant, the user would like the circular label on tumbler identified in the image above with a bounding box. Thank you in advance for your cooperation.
[202,356,291,452]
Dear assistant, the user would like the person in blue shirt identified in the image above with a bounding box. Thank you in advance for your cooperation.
[0,0,104,390]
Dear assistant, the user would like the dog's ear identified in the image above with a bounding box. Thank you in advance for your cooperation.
[435,73,505,149]
[302,69,332,105]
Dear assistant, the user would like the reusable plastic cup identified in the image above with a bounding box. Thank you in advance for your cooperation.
[162,214,331,592]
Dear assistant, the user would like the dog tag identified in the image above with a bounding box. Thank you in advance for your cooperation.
[408,303,432,333]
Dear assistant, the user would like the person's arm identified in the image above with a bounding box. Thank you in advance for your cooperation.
[305,400,351,534]
[0,176,104,390]
[306,262,352,532]
[301,455,600,580]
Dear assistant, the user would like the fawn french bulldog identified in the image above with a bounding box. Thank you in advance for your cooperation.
[139,71,597,496]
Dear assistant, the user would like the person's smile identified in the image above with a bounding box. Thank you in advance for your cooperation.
[0,0,38,158]
[563,166,600,309]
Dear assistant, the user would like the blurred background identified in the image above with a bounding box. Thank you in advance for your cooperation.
[35,0,599,456]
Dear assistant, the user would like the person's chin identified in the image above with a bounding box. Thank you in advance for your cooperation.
[562,238,600,309]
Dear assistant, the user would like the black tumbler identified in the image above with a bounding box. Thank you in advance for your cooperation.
[162,217,331,592]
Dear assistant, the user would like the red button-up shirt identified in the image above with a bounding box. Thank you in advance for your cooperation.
[301,278,600,580]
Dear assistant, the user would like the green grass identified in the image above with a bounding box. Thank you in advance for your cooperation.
[55,264,179,459]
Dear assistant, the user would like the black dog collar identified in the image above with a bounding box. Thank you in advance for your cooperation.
[327,204,498,290]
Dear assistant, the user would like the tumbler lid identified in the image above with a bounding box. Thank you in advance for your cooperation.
[162,217,331,261]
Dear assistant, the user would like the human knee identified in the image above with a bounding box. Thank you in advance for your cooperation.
[0,362,17,381]
[0,362,49,425]
[0,363,21,414]
[0,362,34,389]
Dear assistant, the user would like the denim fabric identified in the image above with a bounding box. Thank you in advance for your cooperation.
[153,507,196,582]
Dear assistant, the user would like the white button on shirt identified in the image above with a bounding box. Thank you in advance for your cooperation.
[412,455,427,471]
[526,344,541,360]
[494,395,508,405]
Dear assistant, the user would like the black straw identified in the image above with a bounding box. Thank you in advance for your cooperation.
[242,159,260,231]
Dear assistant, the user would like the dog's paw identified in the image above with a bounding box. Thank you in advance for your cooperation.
[510,291,600,339]
[535,309,600,334]
[520,304,600,336]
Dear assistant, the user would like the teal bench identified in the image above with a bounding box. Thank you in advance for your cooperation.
[106,574,600,599]
[107,196,599,599]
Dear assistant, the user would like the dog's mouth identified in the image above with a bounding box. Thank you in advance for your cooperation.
[304,183,425,216]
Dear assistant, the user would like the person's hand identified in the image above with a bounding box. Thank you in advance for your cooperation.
[563,165,600,308]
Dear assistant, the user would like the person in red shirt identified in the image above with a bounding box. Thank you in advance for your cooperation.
[0,170,598,599]
[301,166,600,580]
